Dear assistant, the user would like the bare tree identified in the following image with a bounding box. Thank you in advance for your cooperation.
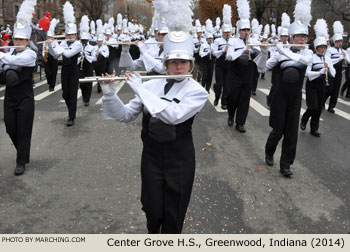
[72,0,114,21]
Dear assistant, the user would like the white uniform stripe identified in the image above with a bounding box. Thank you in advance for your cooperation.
[96,81,125,105]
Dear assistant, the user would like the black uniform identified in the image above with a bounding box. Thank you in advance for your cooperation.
[1,49,36,166]
[265,47,311,172]
[301,54,335,133]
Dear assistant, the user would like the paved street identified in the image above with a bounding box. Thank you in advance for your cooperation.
[0,69,349,234]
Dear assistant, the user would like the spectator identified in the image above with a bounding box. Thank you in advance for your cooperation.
[38,12,51,31]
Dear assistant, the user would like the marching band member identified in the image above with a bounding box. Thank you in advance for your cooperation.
[93,19,109,93]
[199,19,215,93]
[104,18,119,75]
[119,16,168,75]
[43,18,59,92]
[266,13,290,107]
[0,0,37,175]
[100,0,208,233]
[324,21,349,113]
[49,1,82,126]
[193,20,205,81]
[259,0,313,177]
[250,18,261,96]
[225,0,261,132]
[79,15,96,106]
[212,4,232,109]
[340,47,350,98]
[300,19,335,137]
[213,17,222,40]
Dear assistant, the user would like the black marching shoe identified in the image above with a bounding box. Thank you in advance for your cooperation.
[227,118,234,126]
[327,107,335,113]
[251,91,256,96]
[235,124,246,133]
[310,130,321,137]
[265,155,274,166]
[221,104,227,110]
[66,119,74,127]
[213,98,219,106]
[280,167,293,177]
[14,164,25,176]
[300,121,306,130]
[84,102,89,106]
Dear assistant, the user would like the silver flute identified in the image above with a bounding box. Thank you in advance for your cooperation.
[246,34,252,61]
[79,74,193,83]
[322,55,329,87]
[0,45,26,49]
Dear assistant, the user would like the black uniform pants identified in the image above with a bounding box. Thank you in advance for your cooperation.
[44,55,58,89]
[226,84,251,125]
[301,85,325,131]
[251,64,260,93]
[214,64,229,106]
[61,68,79,120]
[325,66,342,109]
[341,66,350,97]
[265,83,302,169]
[140,133,195,234]
[200,59,215,92]
[4,96,34,165]
[79,61,94,103]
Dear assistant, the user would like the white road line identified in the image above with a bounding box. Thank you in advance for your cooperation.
[249,98,270,116]
[207,90,226,112]
[96,81,125,105]
[59,82,98,102]
[35,84,62,101]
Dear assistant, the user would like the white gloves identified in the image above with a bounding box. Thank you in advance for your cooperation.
[126,73,142,96]
[276,42,285,55]
[99,79,117,96]
[319,68,327,75]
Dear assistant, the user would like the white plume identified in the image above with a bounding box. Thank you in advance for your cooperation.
[108,17,115,30]
[48,18,59,34]
[264,24,270,36]
[333,21,344,35]
[277,26,282,35]
[117,13,123,25]
[216,17,221,27]
[251,18,259,34]
[63,1,75,24]
[237,0,250,20]
[258,24,263,35]
[17,0,37,26]
[80,15,89,34]
[314,19,328,38]
[294,0,312,26]
[205,19,214,34]
[122,19,127,28]
[281,13,290,28]
[90,20,95,34]
[153,0,169,20]
[195,19,201,28]
[271,24,276,35]
[96,19,103,35]
[103,23,108,33]
[164,0,193,32]
[223,4,232,25]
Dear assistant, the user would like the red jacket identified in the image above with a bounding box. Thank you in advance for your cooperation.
[39,17,51,31]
